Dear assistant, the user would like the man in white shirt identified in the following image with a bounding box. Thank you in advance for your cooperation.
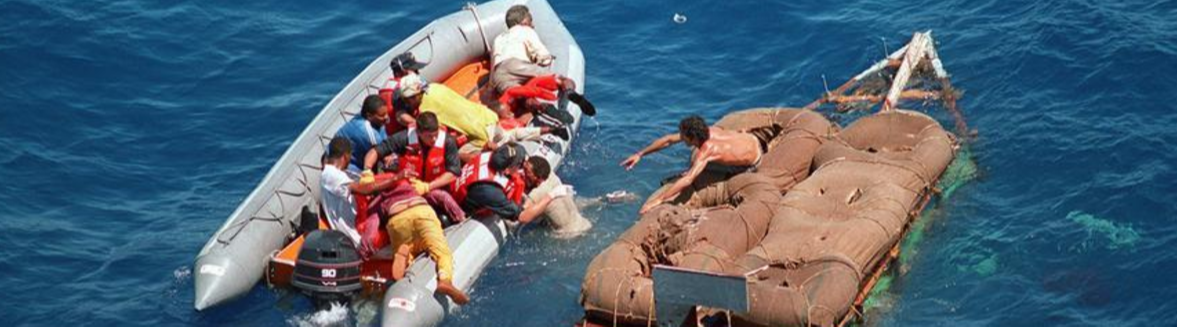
[321,136,411,255]
[491,5,595,117]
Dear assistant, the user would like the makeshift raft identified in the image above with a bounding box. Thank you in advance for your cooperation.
[579,31,968,327]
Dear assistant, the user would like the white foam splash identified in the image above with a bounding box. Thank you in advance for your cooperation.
[173,266,191,280]
[289,302,351,327]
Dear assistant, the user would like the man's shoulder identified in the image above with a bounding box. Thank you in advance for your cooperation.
[443,135,460,148]
[468,182,505,196]
[338,118,364,133]
[515,25,539,35]
[389,129,411,142]
[321,165,353,185]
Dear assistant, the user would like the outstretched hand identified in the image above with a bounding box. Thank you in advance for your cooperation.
[397,169,419,181]
[620,154,642,171]
[359,170,376,184]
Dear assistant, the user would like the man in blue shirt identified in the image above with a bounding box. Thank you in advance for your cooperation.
[336,95,389,172]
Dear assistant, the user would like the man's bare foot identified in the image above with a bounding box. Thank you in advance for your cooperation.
[436,280,470,305]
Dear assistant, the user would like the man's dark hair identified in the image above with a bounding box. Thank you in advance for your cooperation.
[327,136,352,160]
[527,156,551,179]
[505,5,531,28]
[679,115,710,144]
[417,112,439,132]
[490,143,524,171]
[361,94,385,118]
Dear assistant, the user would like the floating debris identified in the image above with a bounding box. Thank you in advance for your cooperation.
[604,190,639,203]
[672,13,687,24]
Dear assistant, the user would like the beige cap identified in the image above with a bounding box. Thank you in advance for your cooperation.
[398,73,424,98]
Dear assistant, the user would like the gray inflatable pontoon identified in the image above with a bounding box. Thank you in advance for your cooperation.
[193,2,589,325]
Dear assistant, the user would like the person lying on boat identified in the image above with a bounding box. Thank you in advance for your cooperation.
[320,136,413,255]
[496,74,576,130]
[396,73,569,163]
[491,5,595,117]
[378,175,471,305]
[453,143,571,224]
[380,52,429,135]
[622,115,769,214]
[335,95,388,172]
[361,112,467,224]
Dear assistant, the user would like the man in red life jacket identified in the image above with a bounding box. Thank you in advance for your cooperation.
[452,143,571,224]
[362,112,466,224]
[379,52,429,135]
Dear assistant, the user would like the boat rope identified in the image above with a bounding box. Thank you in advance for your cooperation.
[463,3,494,58]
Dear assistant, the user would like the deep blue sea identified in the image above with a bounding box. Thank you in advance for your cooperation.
[3,0,1177,326]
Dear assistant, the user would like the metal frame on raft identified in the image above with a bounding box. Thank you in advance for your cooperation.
[579,31,970,327]
[806,30,971,139]
[823,30,969,327]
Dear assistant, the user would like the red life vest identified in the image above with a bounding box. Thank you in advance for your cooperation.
[397,127,449,183]
[497,74,560,119]
[452,152,525,210]
[379,77,417,136]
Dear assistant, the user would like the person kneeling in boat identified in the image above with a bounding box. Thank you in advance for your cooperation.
[397,73,569,163]
[453,143,570,224]
[380,52,429,135]
[491,5,595,118]
[362,112,467,224]
[622,115,769,214]
[335,95,388,172]
[321,136,412,255]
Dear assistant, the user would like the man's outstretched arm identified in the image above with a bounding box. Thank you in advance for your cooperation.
[621,133,682,170]
[639,151,714,214]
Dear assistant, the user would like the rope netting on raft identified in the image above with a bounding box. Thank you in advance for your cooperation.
[579,31,976,327]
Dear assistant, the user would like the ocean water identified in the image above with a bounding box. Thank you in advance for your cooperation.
[2,0,1176,326]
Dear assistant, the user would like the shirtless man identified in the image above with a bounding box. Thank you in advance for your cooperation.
[621,115,765,214]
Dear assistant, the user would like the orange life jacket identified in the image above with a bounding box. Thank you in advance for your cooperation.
[398,127,449,183]
[452,152,525,212]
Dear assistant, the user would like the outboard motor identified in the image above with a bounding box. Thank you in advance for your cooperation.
[292,230,363,304]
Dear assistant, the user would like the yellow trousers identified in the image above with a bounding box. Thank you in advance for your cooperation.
[386,204,455,282]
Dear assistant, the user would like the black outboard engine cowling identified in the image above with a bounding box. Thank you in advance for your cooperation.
[292,230,363,303]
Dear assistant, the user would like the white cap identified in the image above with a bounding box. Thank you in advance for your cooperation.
[398,73,424,98]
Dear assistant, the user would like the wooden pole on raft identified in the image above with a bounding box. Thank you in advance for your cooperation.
[804,45,909,110]
[825,90,942,108]
[881,32,933,112]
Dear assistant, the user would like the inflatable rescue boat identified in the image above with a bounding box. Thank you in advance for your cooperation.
[193,1,589,326]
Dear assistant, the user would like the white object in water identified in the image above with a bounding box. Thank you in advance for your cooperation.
[605,190,638,203]
[672,13,687,24]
